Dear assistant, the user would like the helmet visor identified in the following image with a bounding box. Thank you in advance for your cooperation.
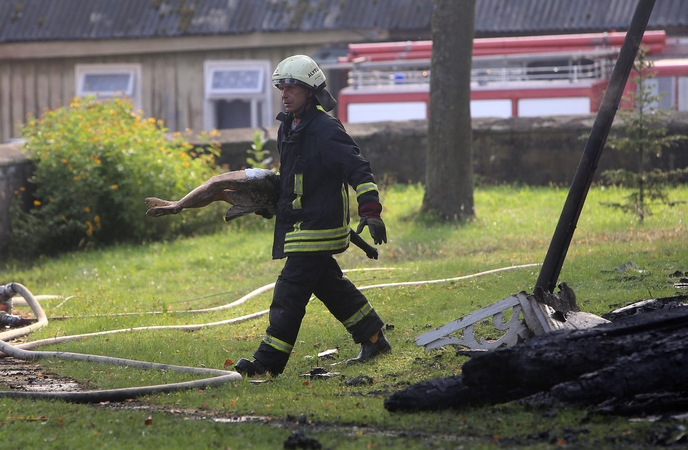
[273,78,311,89]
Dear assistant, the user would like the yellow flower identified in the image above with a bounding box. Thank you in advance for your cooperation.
[94,215,101,228]
[85,221,94,237]
[111,184,119,190]
[61,158,68,164]
[33,200,42,206]
[84,206,91,213]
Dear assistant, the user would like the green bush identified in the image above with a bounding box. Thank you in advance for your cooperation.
[10,96,221,257]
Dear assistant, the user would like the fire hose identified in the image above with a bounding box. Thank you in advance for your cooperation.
[0,282,241,403]
[0,263,538,403]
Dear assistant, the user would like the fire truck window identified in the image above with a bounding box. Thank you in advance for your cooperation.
[656,77,675,110]
[519,97,590,117]
[678,77,688,111]
[641,77,675,111]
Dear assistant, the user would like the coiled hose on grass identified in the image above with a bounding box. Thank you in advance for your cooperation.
[0,263,539,402]
[0,282,241,403]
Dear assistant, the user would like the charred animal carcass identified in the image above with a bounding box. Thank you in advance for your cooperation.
[145,168,279,222]
[145,168,379,259]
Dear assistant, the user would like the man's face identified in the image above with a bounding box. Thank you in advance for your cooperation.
[278,83,311,115]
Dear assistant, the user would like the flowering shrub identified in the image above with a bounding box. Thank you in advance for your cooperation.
[10,96,221,257]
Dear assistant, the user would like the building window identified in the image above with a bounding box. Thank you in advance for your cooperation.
[75,64,142,110]
[209,68,264,95]
[204,60,272,130]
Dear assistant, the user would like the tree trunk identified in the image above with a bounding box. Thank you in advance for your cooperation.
[421,0,476,220]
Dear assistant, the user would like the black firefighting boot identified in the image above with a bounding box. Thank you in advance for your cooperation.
[347,329,391,364]
[234,358,268,377]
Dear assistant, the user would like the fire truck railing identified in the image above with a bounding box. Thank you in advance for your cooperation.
[343,49,618,90]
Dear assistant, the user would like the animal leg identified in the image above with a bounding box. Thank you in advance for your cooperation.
[145,170,249,217]
[144,197,182,216]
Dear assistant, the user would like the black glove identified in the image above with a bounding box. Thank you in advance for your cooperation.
[356,202,387,245]
[254,208,274,219]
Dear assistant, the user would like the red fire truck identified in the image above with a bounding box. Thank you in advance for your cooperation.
[334,30,685,123]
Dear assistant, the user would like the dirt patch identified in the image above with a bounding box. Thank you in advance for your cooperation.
[0,357,83,393]
[0,357,469,446]
[1,356,681,449]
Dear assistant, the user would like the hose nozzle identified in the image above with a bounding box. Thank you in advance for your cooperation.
[0,283,16,302]
[0,283,15,314]
[0,313,33,328]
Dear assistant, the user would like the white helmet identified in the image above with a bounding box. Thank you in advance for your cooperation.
[272,55,336,112]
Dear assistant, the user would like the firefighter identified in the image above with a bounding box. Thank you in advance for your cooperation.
[234,55,391,376]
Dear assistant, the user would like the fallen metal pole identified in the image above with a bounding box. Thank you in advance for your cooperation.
[535,0,657,295]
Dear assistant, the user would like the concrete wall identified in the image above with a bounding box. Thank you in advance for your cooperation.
[3,113,688,252]
[204,113,688,186]
[0,142,33,254]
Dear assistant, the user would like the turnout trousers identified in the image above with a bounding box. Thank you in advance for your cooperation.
[253,254,384,374]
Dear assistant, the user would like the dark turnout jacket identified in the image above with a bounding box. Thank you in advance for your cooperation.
[272,105,380,259]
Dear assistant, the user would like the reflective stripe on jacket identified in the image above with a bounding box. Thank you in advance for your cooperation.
[272,106,379,259]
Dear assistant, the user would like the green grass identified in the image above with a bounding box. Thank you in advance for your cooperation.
[1,184,687,449]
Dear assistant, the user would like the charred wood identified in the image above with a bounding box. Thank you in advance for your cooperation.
[383,374,538,413]
[592,391,688,416]
[534,282,579,315]
[385,306,688,414]
[603,294,688,321]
